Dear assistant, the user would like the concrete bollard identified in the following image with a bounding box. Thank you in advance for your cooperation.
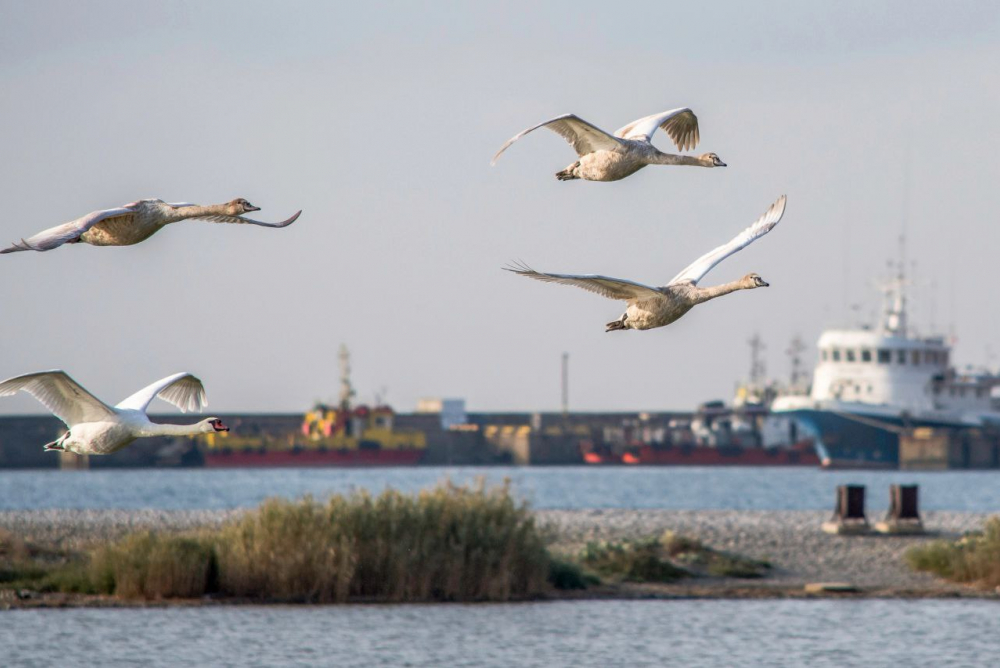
[875,484,925,534]
[822,484,871,535]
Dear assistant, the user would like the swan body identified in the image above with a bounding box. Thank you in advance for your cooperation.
[2,198,301,254]
[491,108,726,182]
[506,196,787,332]
[0,370,228,455]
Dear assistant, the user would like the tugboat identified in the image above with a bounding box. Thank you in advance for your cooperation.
[202,345,426,467]
[772,250,1000,469]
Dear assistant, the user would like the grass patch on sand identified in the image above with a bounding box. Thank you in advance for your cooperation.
[906,517,1000,588]
[572,532,770,584]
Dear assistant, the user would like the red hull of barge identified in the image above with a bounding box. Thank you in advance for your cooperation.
[204,449,425,468]
[635,443,820,466]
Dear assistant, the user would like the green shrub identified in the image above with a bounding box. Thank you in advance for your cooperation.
[660,531,769,578]
[907,517,1000,587]
[580,538,689,583]
[547,558,591,590]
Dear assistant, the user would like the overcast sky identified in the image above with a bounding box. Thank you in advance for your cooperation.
[1,1,998,415]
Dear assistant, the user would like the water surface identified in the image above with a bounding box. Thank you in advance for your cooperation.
[3,599,996,667]
[3,466,1000,511]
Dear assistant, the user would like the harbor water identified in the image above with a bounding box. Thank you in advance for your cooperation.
[3,599,998,667]
[2,465,1000,511]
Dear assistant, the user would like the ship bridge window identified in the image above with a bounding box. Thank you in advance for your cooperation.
[821,349,828,362]
[977,387,988,398]
[897,350,906,364]
[877,349,891,364]
[832,349,841,362]
[912,351,920,365]
[845,349,856,362]
[861,349,872,363]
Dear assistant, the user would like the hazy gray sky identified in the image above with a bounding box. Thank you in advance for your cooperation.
[2,1,999,414]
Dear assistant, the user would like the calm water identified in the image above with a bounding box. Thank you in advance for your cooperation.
[2,466,1000,511]
[2,599,998,667]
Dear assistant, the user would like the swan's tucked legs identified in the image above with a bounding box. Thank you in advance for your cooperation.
[606,314,628,332]
[43,434,67,451]
[556,162,580,181]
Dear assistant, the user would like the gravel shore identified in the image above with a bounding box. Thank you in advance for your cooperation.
[536,509,992,590]
[1,508,993,594]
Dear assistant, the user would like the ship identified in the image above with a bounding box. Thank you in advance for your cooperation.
[581,334,820,467]
[771,252,1000,469]
[202,345,426,467]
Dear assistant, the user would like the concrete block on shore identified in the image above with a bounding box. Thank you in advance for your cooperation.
[874,519,925,535]
[804,582,861,594]
[821,520,871,535]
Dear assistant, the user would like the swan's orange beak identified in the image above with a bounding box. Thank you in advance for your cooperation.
[244,204,261,213]
[212,419,230,433]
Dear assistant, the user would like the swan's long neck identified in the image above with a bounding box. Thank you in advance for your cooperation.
[646,152,705,167]
[144,421,206,437]
[167,203,231,222]
[692,280,749,304]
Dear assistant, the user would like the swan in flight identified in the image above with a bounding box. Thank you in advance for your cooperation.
[0,370,228,455]
[506,196,787,332]
[1,198,301,254]
[491,107,726,182]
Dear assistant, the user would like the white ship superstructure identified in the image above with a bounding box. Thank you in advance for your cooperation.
[772,268,1000,467]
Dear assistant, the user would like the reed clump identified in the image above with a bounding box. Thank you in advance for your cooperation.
[91,531,216,599]
[906,517,1000,588]
[91,480,551,602]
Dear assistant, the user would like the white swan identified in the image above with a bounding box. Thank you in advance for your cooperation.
[506,196,787,332]
[491,107,726,182]
[0,370,228,455]
[1,198,301,254]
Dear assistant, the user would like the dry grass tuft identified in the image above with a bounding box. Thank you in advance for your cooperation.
[90,480,551,603]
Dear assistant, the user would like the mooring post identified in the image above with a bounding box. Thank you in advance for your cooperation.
[875,484,925,534]
[822,484,871,534]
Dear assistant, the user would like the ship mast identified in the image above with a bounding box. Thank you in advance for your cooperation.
[786,335,806,389]
[881,231,910,337]
[338,344,355,411]
[748,333,766,397]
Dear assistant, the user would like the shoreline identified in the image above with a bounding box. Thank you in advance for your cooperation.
[2,509,997,608]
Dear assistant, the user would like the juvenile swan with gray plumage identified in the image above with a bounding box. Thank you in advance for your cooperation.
[0,370,229,455]
[1,198,301,253]
[491,107,726,182]
[506,196,786,332]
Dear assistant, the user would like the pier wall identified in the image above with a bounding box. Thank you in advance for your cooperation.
[0,411,689,468]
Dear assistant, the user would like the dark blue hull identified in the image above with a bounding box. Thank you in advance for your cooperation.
[783,410,962,469]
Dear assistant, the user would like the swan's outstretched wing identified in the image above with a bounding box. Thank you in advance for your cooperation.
[186,210,301,228]
[0,370,115,426]
[491,114,622,164]
[668,196,787,286]
[0,206,137,254]
[614,108,700,150]
[505,261,662,302]
[116,372,207,414]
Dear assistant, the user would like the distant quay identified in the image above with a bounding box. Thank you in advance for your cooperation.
[0,410,691,469]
